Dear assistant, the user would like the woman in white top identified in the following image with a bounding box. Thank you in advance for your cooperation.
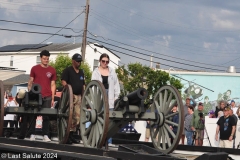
[91,53,120,145]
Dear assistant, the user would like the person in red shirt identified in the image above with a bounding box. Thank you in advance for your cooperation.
[27,50,56,142]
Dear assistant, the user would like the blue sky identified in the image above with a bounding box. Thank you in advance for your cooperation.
[1,0,240,72]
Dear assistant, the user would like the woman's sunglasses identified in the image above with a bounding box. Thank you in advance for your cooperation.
[101,60,109,64]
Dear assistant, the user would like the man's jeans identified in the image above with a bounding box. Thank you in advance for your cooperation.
[185,130,193,145]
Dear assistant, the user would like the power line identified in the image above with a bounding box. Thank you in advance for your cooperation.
[87,32,240,69]
[98,0,240,33]
[88,42,190,72]
[37,10,84,45]
[0,28,81,37]
[0,19,82,33]
[88,37,225,72]
[0,6,81,14]
[0,0,82,10]
[90,12,238,57]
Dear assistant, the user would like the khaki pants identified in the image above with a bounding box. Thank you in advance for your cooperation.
[70,95,81,132]
[195,129,204,140]
[219,139,233,148]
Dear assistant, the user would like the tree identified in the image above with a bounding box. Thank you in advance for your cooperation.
[116,63,183,101]
[49,54,92,87]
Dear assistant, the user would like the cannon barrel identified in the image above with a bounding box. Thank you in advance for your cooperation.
[29,83,41,95]
[127,88,148,105]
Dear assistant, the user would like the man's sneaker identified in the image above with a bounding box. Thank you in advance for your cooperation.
[30,134,35,141]
[43,135,51,142]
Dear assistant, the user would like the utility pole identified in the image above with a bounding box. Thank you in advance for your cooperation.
[81,0,90,61]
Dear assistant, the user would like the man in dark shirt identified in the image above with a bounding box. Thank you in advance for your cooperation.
[61,53,85,144]
[215,107,236,148]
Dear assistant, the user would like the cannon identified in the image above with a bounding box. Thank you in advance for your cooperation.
[0,80,73,144]
[80,80,184,154]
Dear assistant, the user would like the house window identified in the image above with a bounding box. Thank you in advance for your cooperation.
[93,59,99,71]
[10,56,13,66]
[36,56,41,64]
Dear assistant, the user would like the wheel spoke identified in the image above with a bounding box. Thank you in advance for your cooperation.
[157,129,162,149]
[95,87,102,112]
[85,96,94,109]
[98,110,104,116]
[166,92,173,109]
[153,127,159,139]
[159,92,163,112]
[98,117,104,125]
[164,124,176,139]
[87,126,94,145]
[82,119,88,124]
[97,121,103,135]
[84,124,92,136]
[163,126,171,148]
[62,118,67,127]
[61,120,65,138]
[91,126,96,147]
[82,107,89,112]
[165,112,179,118]
[95,124,100,145]
[165,100,176,115]
[162,128,166,150]
[89,87,95,108]
[162,89,168,110]
[165,119,179,127]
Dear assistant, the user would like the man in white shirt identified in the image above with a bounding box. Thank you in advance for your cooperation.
[230,100,238,117]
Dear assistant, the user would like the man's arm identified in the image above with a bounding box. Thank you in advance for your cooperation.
[28,77,34,91]
[51,80,56,107]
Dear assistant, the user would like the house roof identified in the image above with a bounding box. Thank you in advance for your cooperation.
[3,74,29,85]
[0,42,120,59]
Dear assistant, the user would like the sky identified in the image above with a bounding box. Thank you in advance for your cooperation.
[1,0,240,72]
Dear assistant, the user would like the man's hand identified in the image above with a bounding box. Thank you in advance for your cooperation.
[191,127,195,131]
[215,134,218,141]
[229,135,233,141]
[169,126,173,130]
[51,99,54,108]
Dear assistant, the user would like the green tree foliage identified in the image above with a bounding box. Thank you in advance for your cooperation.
[116,63,183,100]
[49,54,92,87]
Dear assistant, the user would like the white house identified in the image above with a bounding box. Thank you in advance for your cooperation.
[0,43,120,74]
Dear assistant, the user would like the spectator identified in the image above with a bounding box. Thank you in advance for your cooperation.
[185,106,194,145]
[229,109,238,148]
[215,107,236,148]
[230,100,238,117]
[3,93,19,137]
[145,121,150,142]
[169,103,179,144]
[215,100,226,118]
[218,111,224,118]
[191,102,208,146]
[182,98,196,144]
[236,106,240,120]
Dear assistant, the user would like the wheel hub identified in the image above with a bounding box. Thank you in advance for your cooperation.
[86,109,98,124]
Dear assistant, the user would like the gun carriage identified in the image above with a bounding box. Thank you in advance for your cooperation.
[80,80,184,154]
[0,80,73,144]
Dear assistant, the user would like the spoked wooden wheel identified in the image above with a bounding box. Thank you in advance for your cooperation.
[80,80,109,148]
[0,80,4,137]
[57,84,73,144]
[150,85,184,154]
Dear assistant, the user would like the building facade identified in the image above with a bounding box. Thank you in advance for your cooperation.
[0,43,120,74]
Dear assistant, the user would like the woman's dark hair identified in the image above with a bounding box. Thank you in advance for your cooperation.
[40,50,50,57]
[99,53,110,61]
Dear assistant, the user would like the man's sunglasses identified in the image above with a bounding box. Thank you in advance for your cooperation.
[101,60,109,64]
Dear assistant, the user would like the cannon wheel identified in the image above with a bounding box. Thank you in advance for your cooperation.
[80,80,109,148]
[57,84,73,144]
[150,85,184,154]
[0,80,4,137]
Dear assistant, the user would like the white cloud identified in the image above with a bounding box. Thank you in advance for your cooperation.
[163,35,171,47]
[203,42,211,49]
